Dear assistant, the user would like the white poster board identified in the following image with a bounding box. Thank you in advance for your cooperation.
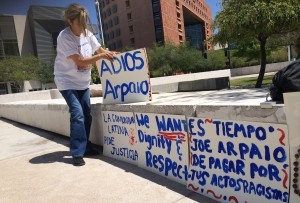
[187,117,290,203]
[102,111,138,165]
[97,48,152,104]
[135,112,189,185]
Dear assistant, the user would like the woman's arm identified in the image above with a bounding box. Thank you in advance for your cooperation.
[96,47,119,55]
[68,52,115,69]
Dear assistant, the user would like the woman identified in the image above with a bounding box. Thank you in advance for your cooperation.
[54,3,116,166]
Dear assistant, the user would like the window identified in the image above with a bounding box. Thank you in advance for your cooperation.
[110,31,115,39]
[112,4,117,13]
[111,43,116,50]
[109,19,113,28]
[115,28,121,37]
[126,0,130,7]
[1,39,20,57]
[52,32,59,50]
[100,1,105,9]
[107,8,111,16]
[105,34,110,41]
[114,16,119,25]
[129,25,133,33]
[127,13,132,21]
[130,38,135,44]
[117,40,123,48]
[178,24,182,30]
[152,0,160,12]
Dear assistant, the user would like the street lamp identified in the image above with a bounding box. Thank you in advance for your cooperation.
[94,0,105,47]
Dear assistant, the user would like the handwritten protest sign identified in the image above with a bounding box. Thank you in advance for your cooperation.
[187,118,289,203]
[135,113,189,185]
[102,111,138,165]
[97,48,152,104]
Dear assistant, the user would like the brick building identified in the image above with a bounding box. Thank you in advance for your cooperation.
[98,0,213,51]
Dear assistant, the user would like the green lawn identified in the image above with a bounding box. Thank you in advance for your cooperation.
[230,75,274,87]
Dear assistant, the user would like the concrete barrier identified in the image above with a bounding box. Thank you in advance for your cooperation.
[151,69,231,92]
[2,90,299,203]
[230,61,290,77]
[0,89,62,104]
[0,89,284,147]
[0,85,103,104]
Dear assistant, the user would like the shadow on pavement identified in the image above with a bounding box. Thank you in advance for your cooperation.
[29,151,72,165]
[0,117,70,147]
[0,118,215,202]
[98,155,216,203]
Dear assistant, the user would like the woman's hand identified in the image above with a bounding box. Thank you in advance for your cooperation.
[98,51,115,61]
[97,47,120,62]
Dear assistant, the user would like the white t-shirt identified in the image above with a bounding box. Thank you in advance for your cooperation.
[54,27,101,90]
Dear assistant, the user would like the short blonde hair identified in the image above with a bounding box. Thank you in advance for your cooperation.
[64,3,90,36]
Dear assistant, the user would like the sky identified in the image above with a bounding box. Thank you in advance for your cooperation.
[0,0,221,36]
[205,0,221,19]
[0,0,98,23]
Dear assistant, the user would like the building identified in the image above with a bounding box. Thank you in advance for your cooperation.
[0,5,98,94]
[98,0,213,51]
[0,5,98,63]
[0,6,66,62]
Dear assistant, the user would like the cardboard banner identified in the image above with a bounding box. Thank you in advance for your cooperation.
[97,48,152,104]
[187,117,290,203]
[135,112,189,185]
[102,111,138,165]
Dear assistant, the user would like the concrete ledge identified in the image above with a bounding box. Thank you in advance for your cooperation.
[0,98,103,146]
[150,69,231,85]
[0,85,104,104]
[0,89,62,104]
[152,77,230,93]
[0,89,286,147]
[178,77,229,91]
[230,61,290,77]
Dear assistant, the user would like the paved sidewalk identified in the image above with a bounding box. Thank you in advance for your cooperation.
[0,118,217,203]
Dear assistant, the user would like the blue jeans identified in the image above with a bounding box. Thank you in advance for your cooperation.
[60,89,92,157]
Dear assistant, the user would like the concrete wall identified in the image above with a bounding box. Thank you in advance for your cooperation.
[150,69,230,85]
[0,97,286,147]
[0,85,105,104]
[23,80,42,92]
[0,89,62,104]
[230,61,290,77]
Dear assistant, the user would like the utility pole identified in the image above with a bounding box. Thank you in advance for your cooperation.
[94,0,105,47]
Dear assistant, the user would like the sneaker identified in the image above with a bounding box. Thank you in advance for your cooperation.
[73,156,85,166]
[84,148,100,157]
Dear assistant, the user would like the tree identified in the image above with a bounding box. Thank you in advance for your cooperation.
[232,39,272,63]
[0,56,52,92]
[91,63,101,84]
[213,0,300,87]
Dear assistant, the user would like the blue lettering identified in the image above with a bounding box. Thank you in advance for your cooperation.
[133,50,145,70]
[197,119,205,136]
[135,114,150,128]
[273,147,286,163]
[100,60,112,77]
[104,79,116,99]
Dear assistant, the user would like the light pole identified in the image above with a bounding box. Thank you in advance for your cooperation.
[94,0,105,47]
